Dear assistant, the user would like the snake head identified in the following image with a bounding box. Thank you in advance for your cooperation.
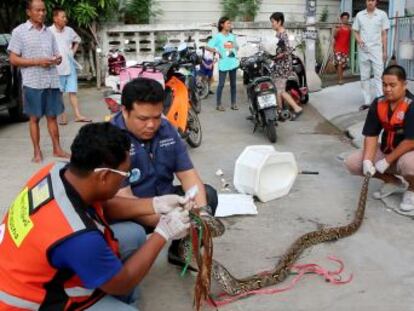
[202,214,225,237]
[212,259,243,296]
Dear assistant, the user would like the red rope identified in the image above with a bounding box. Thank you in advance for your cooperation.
[208,256,353,308]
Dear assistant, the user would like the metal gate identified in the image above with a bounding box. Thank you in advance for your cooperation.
[392,16,414,80]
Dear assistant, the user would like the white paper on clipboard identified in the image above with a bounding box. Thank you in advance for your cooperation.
[216,194,258,218]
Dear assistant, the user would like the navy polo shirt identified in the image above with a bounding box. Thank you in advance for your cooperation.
[111,112,194,197]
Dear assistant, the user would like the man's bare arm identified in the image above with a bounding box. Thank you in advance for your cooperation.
[100,233,166,295]
[9,52,54,68]
[103,194,156,222]
[363,136,379,162]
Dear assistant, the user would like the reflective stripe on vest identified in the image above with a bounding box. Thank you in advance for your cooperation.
[65,287,94,297]
[0,290,40,310]
[377,97,411,153]
[50,163,88,232]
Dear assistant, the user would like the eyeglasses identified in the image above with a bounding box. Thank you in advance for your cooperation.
[94,167,131,178]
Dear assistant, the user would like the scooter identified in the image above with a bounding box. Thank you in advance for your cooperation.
[241,50,278,143]
[286,52,309,105]
[156,58,203,148]
[104,48,126,93]
[162,42,202,113]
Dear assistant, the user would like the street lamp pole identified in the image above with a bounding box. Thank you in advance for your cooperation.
[305,0,322,92]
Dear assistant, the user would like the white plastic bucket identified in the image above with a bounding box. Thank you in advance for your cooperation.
[233,145,298,202]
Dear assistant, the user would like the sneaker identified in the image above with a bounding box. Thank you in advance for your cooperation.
[230,104,239,110]
[400,190,414,212]
[372,180,409,199]
[167,239,198,272]
[216,105,225,111]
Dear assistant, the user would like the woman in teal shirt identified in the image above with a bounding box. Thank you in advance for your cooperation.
[207,17,239,111]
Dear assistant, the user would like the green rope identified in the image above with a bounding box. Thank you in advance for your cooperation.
[180,213,203,276]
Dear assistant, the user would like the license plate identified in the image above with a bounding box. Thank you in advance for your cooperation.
[257,94,276,109]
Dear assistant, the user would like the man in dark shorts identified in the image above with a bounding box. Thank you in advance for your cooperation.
[8,0,69,163]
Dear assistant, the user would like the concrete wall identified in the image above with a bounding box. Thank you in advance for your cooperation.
[154,0,342,24]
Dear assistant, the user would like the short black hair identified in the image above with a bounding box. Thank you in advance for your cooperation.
[70,123,130,173]
[121,77,165,111]
[383,65,407,81]
[26,0,44,10]
[340,12,350,19]
[218,16,230,32]
[270,12,284,25]
[52,6,65,17]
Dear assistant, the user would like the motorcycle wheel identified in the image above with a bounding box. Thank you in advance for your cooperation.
[186,107,203,148]
[196,77,209,99]
[264,122,277,143]
[189,76,202,114]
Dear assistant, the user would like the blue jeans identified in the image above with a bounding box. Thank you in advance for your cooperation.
[87,221,147,310]
[216,68,237,107]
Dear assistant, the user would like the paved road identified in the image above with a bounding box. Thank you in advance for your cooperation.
[0,84,413,311]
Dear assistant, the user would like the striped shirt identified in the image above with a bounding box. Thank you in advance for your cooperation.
[7,20,61,89]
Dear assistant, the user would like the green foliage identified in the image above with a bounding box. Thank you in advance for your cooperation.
[122,0,162,24]
[319,6,329,22]
[0,0,117,32]
[221,0,261,22]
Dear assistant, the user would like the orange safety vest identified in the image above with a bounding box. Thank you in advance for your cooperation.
[377,96,412,154]
[0,162,120,310]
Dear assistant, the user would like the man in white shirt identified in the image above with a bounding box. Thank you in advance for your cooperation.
[353,0,390,111]
[49,7,91,124]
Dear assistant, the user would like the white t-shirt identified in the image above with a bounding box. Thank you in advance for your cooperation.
[352,8,390,51]
[49,25,81,76]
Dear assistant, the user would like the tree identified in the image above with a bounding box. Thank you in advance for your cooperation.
[221,0,262,22]
[0,0,117,45]
[121,0,162,24]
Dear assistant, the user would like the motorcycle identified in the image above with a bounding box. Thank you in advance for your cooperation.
[162,42,202,113]
[103,58,203,148]
[104,48,126,93]
[240,48,278,143]
[286,52,309,105]
[156,57,203,148]
[282,35,309,107]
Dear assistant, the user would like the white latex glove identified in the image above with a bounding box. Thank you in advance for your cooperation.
[154,208,190,241]
[375,158,390,174]
[153,195,188,215]
[362,160,376,176]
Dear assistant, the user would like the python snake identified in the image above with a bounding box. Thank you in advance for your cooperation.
[212,175,371,296]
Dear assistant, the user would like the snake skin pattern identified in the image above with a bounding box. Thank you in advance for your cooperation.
[212,175,371,295]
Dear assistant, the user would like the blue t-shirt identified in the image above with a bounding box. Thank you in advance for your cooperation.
[111,112,194,197]
[49,171,122,289]
[208,33,239,72]
[50,231,122,289]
